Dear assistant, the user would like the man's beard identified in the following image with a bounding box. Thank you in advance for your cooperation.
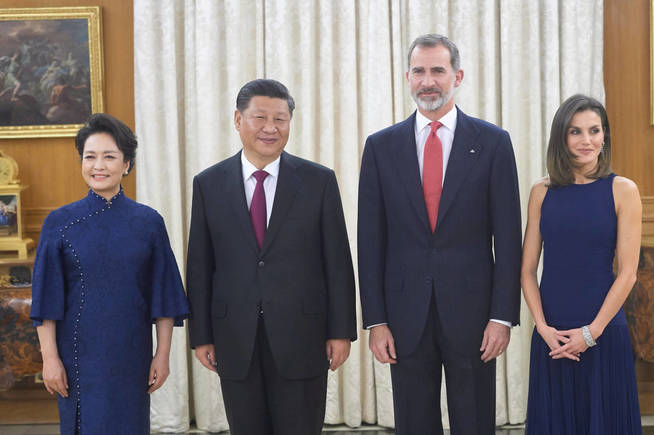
[411,85,455,112]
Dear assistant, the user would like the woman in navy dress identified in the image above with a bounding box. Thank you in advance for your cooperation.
[522,94,642,434]
[30,113,189,434]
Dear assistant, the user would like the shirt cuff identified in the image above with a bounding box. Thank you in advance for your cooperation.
[366,322,388,330]
[490,318,512,328]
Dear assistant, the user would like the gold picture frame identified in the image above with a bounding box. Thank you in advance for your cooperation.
[0,7,104,138]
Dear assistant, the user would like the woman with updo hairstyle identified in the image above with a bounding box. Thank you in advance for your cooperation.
[522,95,642,434]
[31,113,189,434]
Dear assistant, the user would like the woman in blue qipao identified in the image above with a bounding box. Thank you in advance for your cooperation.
[522,95,642,434]
[30,113,189,434]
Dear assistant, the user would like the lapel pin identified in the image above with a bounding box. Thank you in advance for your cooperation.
[469,149,476,154]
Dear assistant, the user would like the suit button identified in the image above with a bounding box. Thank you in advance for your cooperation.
[258,261,265,267]
[425,277,432,285]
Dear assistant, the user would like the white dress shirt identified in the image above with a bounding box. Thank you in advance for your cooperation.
[368,107,511,329]
[415,105,457,184]
[241,151,280,226]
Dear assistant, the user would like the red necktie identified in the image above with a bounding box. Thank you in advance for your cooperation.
[250,170,269,249]
[423,121,443,232]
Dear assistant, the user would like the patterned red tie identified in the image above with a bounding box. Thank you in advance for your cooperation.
[250,170,269,249]
[423,121,443,232]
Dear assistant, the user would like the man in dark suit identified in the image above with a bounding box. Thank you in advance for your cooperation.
[187,79,356,435]
[358,34,522,434]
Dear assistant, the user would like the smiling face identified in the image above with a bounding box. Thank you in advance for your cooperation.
[81,132,129,200]
[566,110,604,177]
[234,96,291,169]
[406,44,463,119]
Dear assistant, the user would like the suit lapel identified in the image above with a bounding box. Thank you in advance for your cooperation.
[225,151,260,253]
[394,113,431,234]
[436,108,481,229]
[261,152,300,254]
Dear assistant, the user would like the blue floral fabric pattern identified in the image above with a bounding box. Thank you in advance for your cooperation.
[30,189,189,434]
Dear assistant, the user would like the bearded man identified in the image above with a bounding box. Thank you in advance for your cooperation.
[357,34,522,434]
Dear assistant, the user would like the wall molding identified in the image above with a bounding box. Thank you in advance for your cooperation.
[24,207,54,234]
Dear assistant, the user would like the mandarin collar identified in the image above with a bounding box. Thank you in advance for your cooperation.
[87,186,125,207]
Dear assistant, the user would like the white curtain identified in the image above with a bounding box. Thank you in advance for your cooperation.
[134,0,604,431]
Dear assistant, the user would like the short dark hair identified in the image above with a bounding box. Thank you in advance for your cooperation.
[546,94,612,187]
[236,79,295,116]
[407,34,461,71]
[75,113,137,174]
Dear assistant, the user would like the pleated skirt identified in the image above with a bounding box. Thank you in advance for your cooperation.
[526,324,642,435]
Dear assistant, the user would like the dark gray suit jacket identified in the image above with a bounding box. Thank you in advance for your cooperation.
[187,151,356,380]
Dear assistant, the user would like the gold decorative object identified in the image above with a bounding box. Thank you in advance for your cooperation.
[0,151,19,185]
[0,274,12,287]
[0,7,104,138]
[0,151,32,258]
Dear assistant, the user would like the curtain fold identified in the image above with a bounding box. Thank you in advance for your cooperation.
[134,0,604,431]
[134,1,191,432]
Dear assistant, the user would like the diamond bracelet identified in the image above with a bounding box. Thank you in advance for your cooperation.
[581,325,596,347]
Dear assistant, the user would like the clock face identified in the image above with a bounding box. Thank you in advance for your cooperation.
[0,153,18,185]
[0,160,13,185]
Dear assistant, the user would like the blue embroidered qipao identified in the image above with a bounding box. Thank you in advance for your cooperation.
[30,189,189,434]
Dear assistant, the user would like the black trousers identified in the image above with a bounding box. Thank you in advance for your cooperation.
[390,293,496,435]
[219,316,328,435]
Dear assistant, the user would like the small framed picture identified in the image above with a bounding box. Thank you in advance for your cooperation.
[0,194,17,236]
[0,185,33,258]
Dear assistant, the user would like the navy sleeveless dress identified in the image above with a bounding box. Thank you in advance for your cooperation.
[526,174,641,435]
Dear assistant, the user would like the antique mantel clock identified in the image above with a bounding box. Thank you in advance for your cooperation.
[0,151,34,258]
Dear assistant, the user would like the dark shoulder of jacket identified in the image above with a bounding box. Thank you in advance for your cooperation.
[366,115,414,144]
[194,152,240,182]
[283,151,334,179]
[461,112,509,139]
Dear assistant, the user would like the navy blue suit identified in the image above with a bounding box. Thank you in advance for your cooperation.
[358,108,521,434]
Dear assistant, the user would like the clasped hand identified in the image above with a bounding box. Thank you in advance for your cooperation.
[539,325,588,361]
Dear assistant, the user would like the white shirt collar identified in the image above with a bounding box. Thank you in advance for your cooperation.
[415,105,458,135]
[241,151,281,181]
